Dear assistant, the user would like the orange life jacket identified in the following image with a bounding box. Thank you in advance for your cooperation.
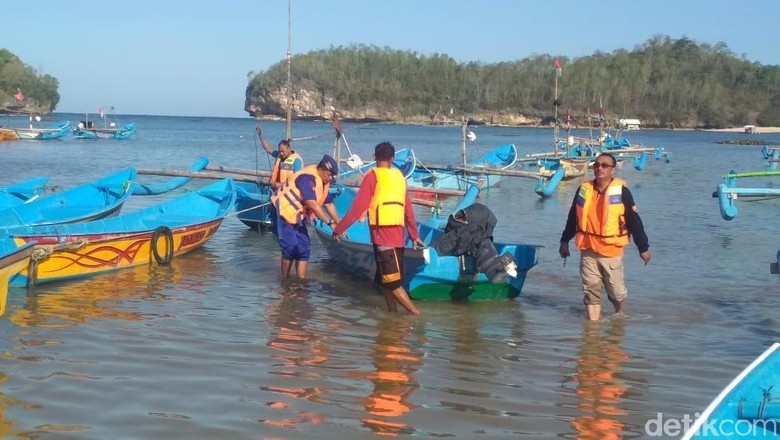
[270,152,302,186]
[271,165,329,225]
[574,178,630,252]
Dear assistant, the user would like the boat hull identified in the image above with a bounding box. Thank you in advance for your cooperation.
[407,144,517,194]
[0,241,35,315]
[683,342,780,439]
[10,219,224,286]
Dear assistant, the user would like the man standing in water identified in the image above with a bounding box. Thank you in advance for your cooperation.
[559,153,651,321]
[271,154,340,279]
[256,125,303,190]
[332,142,424,315]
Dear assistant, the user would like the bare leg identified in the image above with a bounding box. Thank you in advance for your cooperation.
[391,287,420,314]
[382,289,398,312]
[586,304,601,321]
[612,299,625,316]
[296,260,309,279]
[281,258,293,278]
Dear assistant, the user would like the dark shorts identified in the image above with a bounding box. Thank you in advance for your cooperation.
[373,245,404,290]
[278,220,310,260]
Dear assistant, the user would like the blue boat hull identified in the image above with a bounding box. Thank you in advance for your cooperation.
[407,144,517,192]
[313,185,539,301]
[683,342,780,439]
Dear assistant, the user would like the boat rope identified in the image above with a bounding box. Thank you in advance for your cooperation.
[30,239,89,262]
[228,201,272,218]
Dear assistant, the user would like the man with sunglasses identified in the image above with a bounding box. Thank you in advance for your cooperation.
[271,154,340,279]
[559,153,651,321]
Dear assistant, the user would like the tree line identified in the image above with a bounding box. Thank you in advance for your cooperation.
[247,35,780,128]
[0,49,60,113]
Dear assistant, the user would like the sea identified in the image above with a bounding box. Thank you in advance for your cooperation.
[1,113,779,439]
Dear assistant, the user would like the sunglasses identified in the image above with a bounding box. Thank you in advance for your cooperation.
[593,163,615,169]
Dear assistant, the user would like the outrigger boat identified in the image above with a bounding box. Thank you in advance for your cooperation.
[5,179,235,286]
[0,127,19,141]
[715,169,780,221]
[0,168,136,230]
[73,122,136,140]
[13,120,71,140]
[313,185,540,301]
[682,342,780,439]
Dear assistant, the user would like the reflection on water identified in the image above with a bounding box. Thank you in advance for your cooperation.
[568,319,629,440]
[8,249,220,328]
[260,283,331,430]
[359,315,421,436]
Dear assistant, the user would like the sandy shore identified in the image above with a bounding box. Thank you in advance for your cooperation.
[702,126,780,134]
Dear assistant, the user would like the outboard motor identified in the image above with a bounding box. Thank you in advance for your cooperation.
[431,203,517,283]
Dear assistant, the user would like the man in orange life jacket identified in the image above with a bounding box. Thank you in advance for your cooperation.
[559,153,651,321]
[271,154,339,279]
[332,142,424,315]
[256,125,303,190]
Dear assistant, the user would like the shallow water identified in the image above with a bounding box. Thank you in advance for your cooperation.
[1,114,780,439]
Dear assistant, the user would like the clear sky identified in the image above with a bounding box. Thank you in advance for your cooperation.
[3,0,778,118]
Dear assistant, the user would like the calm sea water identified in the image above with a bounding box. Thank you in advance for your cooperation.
[1,113,780,439]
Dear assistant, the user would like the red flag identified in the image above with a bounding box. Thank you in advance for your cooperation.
[98,107,104,118]
[599,106,606,121]
[554,58,562,77]
[14,89,24,101]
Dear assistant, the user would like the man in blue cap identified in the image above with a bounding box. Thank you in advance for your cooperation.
[270,154,340,279]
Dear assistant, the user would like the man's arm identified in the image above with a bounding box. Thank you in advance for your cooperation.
[622,187,649,253]
[403,192,421,242]
[332,172,376,236]
[560,192,578,243]
[255,126,276,156]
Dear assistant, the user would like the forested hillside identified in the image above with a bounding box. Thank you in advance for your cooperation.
[0,49,60,114]
[246,35,780,128]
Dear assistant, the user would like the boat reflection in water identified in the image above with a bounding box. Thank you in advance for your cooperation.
[359,314,422,436]
[7,249,218,328]
[569,319,629,440]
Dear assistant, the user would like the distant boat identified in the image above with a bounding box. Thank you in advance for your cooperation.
[73,121,136,140]
[14,120,71,140]
[682,342,780,439]
[6,179,235,286]
[406,143,518,194]
[0,168,136,230]
[0,127,19,141]
[0,240,35,316]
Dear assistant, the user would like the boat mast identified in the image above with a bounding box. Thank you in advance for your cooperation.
[461,116,467,167]
[285,0,292,141]
[553,58,561,153]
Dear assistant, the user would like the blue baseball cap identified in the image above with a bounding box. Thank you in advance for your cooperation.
[319,154,339,176]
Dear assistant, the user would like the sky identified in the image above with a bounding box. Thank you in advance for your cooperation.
[3,0,779,118]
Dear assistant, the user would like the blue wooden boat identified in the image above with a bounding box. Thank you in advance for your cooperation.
[131,157,209,195]
[715,170,780,221]
[14,121,71,140]
[0,239,35,316]
[313,185,539,301]
[73,122,136,140]
[682,342,780,439]
[406,144,518,193]
[339,147,417,186]
[0,176,49,210]
[5,179,235,286]
[0,168,136,230]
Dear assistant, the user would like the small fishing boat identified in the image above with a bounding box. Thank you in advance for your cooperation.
[339,147,417,186]
[407,143,518,193]
[0,127,19,141]
[13,120,71,140]
[0,168,136,230]
[5,179,235,286]
[313,185,539,301]
[682,342,780,439]
[235,181,273,230]
[0,239,35,316]
[73,122,136,140]
[0,176,49,210]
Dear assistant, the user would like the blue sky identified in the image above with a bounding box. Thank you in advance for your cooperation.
[3,0,778,118]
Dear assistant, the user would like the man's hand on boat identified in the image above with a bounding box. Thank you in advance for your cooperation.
[412,237,426,250]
